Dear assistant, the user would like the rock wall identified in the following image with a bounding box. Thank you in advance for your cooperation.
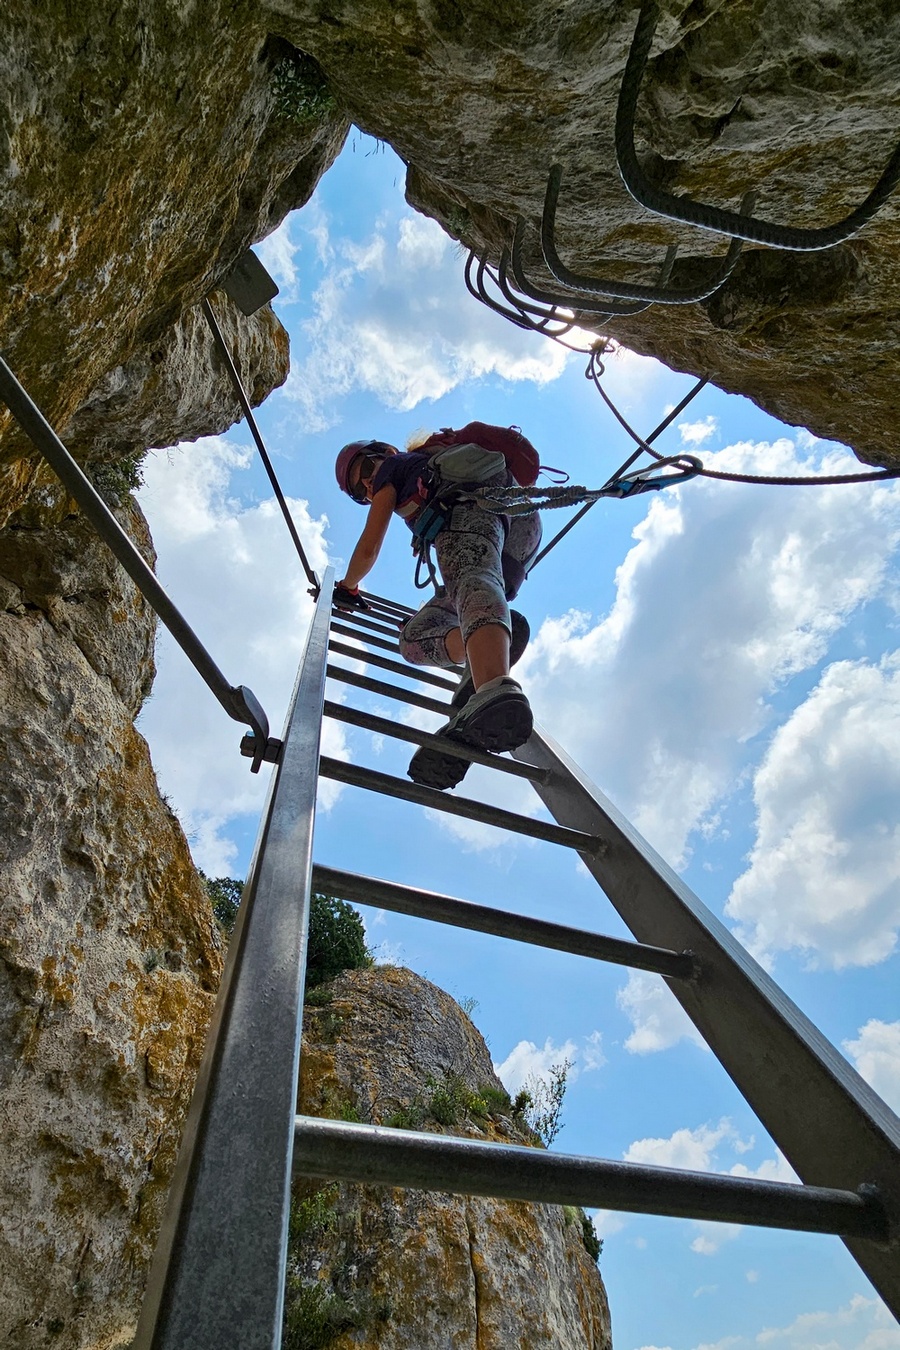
[1,7,346,1341]
[0,1,348,519]
[294,966,611,1350]
[2,0,899,1343]
[0,495,223,1349]
[261,0,900,465]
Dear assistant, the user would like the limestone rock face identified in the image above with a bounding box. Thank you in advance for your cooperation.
[0,497,224,1350]
[62,295,291,476]
[294,966,611,1350]
[0,1,348,518]
[261,0,900,465]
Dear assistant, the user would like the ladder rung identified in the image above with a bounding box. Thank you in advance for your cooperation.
[358,589,416,620]
[293,1117,890,1242]
[330,621,404,657]
[318,756,602,852]
[327,664,450,715]
[311,864,697,978]
[330,620,466,672]
[323,701,549,782]
[331,609,403,640]
[328,639,458,691]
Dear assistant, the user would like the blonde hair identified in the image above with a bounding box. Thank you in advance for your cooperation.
[406,428,434,452]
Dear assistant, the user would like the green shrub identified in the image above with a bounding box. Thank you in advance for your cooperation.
[306,893,372,989]
[580,1210,603,1262]
[289,1185,339,1244]
[304,984,334,1008]
[562,1205,603,1261]
[478,1084,512,1115]
[201,874,242,937]
[86,454,144,504]
[283,1280,391,1350]
[384,1101,426,1131]
[521,1059,572,1146]
[272,51,336,125]
[199,879,372,990]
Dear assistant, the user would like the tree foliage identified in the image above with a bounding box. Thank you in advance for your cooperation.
[202,874,243,937]
[200,876,372,990]
[306,892,372,989]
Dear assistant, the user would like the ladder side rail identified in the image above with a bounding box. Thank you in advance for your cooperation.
[134,570,336,1350]
[514,724,900,1313]
[292,1117,889,1243]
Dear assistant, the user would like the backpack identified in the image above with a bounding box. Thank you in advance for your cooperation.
[419,420,540,487]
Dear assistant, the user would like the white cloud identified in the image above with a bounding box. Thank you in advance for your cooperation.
[519,438,900,870]
[588,1208,627,1239]
[755,1294,900,1350]
[617,970,709,1055]
[729,1150,798,1184]
[493,1028,606,1093]
[582,1029,607,1071]
[679,415,719,446]
[256,215,303,302]
[690,1223,742,1255]
[623,1118,745,1171]
[727,655,900,969]
[137,436,347,873]
[285,208,574,431]
[493,1036,578,1095]
[843,1020,900,1112]
[620,1123,801,1261]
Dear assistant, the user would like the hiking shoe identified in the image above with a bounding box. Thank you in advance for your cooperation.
[445,675,533,754]
[449,611,531,710]
[408,675,533,791]
[407,737,472,791]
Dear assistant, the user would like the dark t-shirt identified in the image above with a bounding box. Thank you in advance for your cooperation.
[371,451,433,524]
[371,442,528,599]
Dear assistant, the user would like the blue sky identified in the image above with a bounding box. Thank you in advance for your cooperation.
[136,133,900,1350]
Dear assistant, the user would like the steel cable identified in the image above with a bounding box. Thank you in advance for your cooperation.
[616,0,900,251]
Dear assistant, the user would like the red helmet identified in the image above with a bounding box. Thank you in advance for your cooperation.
[335,440,391,502]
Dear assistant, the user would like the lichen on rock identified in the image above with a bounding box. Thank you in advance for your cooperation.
[0,490,226,1348]
[291,966,611,1350]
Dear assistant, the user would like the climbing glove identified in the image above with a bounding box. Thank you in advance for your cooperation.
[334,583,370,612]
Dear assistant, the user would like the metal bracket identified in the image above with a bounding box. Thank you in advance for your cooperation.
[218,248,279,315]
[240,732,284,767]
[229,684,278,773]
[541,163,754,304]
[615,0,900,251]
[511,216,660,316]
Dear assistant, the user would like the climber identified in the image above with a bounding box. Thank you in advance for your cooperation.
[334,428,542,791]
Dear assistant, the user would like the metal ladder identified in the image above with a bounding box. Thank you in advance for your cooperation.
[134,569,900,1349]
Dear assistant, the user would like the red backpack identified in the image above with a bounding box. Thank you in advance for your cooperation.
[419,421,541,487]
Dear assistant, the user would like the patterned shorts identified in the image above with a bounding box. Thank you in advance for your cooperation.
[400,509,541,668]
